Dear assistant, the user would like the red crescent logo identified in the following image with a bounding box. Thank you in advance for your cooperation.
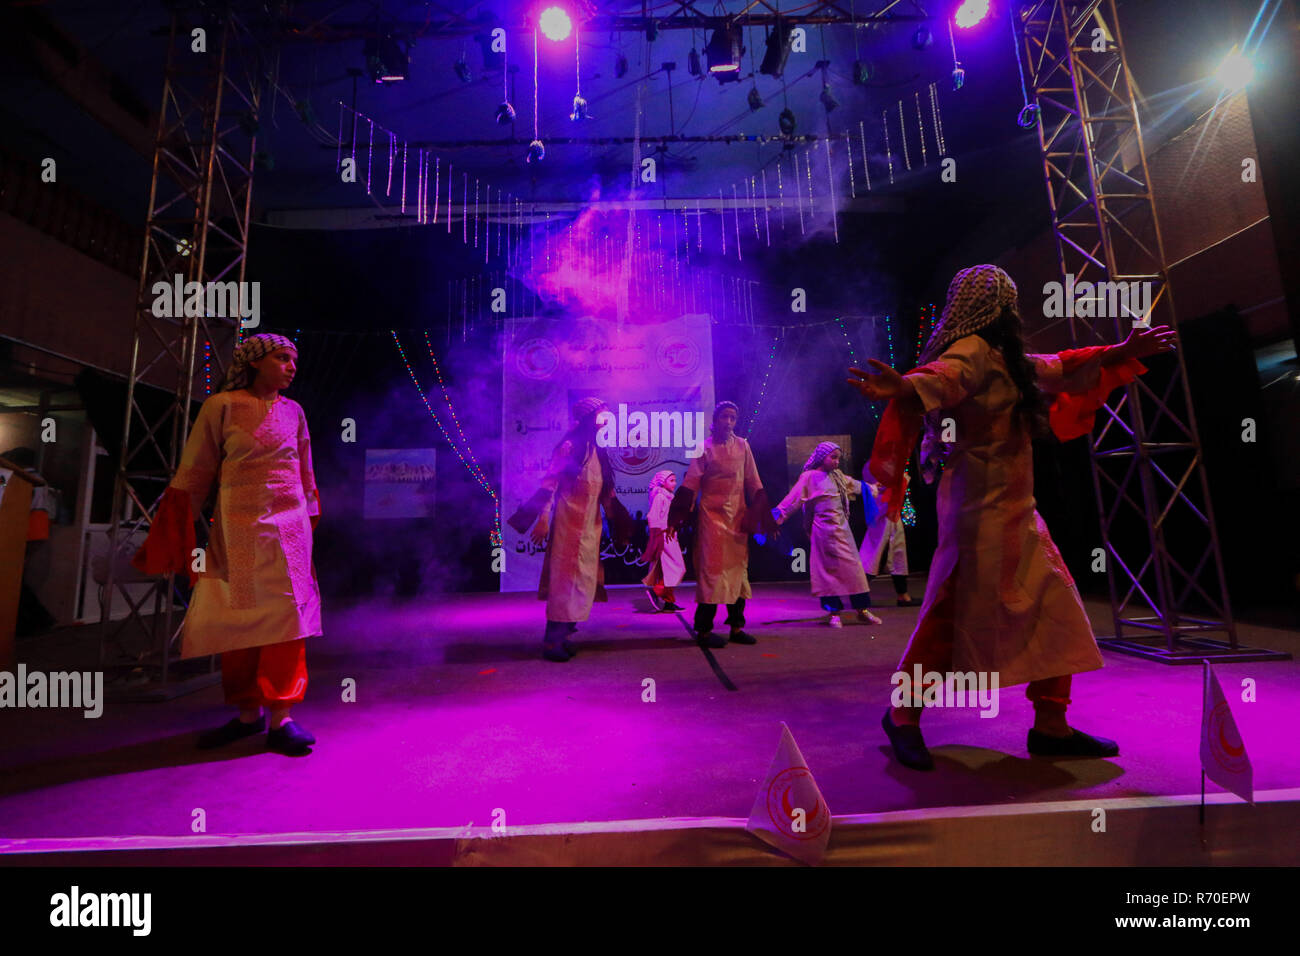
[766,767,830,841]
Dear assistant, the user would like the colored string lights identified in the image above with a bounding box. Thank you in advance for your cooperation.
[743,332,781,435]
[391,331,502,547]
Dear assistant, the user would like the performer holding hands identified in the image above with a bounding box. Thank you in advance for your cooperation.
[771,442,882,627]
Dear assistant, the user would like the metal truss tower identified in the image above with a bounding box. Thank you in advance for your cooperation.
[99,9,261,693]
[1019,0,1286,663]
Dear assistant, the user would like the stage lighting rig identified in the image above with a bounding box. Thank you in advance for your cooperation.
[759,18,795,77]
[705,23,744,82]
[364,35,409,84]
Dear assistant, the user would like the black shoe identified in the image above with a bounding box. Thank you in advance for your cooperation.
[197,715,267,750]
[542,640,572,662]
[728,630,757,645]
[267,719,315,755]
[897,596,914,606]
[663,602,683,612]
[645,587,665,611]
[1027,727,1119,758]
[881,709,934,771]
[562,639,577,656]
[696,630,728,648]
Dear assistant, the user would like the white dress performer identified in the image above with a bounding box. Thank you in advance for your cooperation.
[640,469,685,611]
[668,401,777,647]
[132,332,321,755]
[772,441,882,626]
[859,467,913,605]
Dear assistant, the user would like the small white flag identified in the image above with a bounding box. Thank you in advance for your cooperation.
[746,722,831,865]
[1199,662,1253,804]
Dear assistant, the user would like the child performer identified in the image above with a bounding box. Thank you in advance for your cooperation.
[860,468,913,605]
[848,264,1176,770]
[641,470,685,612]
[668,401,777,647]
[510,397,631,662]
[772,442,883,627]
[133,333,322,756]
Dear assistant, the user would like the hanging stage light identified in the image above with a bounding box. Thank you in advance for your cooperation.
[364,36,408,84]
[820,82,839,112]
[748,86,764,111]
[538,7,572,42]
[912,25,933,50]
[952,65,965,90]
[570,94,589,121]
[778,107,796,135]
[954,0,992,29]
[454,56,472,82]
[527,139,546,163]
[705,23,743,81]
[1017,103,1041,128]
[615,52,629,78]
[853,60,873,85]
[759,18,794,77]
[496,101,517,124]
[688,47,701,76]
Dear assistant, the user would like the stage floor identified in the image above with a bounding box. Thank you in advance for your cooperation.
[2,582,1298,861]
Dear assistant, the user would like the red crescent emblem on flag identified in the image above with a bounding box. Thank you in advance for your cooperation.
[1209,701,1248,772]
[766,767,830,841]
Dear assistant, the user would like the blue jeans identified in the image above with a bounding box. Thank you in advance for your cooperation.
[820,592,872,613]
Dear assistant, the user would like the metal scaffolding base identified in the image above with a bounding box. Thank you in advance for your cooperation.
[1098,635,1291,664]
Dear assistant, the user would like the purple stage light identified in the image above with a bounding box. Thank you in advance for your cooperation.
[539,6,572,42]
[955,0,991,29]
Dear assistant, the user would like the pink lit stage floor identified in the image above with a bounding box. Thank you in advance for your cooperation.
[2,582,1298,865]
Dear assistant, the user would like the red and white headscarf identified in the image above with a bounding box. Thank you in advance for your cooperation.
[222,333,297,391]
[648,469,676,506]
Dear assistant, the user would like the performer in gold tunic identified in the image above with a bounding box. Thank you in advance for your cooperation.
[134,333,322,755]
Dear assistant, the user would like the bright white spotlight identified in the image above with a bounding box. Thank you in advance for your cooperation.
[954,0,991,29]
[539,7,572,42]
[1214,47,1254,91]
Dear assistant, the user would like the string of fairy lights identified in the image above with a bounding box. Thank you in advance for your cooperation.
[898,302,937,527]
[743,332,781,435]
[390,330,502,547]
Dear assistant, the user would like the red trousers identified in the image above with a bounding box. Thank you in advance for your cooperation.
[897,588,1072,715]
[222,639,308,707]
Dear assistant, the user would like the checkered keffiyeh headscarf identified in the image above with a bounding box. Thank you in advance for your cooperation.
[803,441,840,472]
[916,265,1019,482]
[919,265,1019,364]
[222,334,297,391]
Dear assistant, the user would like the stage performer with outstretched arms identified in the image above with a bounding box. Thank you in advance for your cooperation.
[847,265,1176,771]
[771,441,883,628]
[133,333,322,755]
[508,397,632,662]
[668,401,777,647]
